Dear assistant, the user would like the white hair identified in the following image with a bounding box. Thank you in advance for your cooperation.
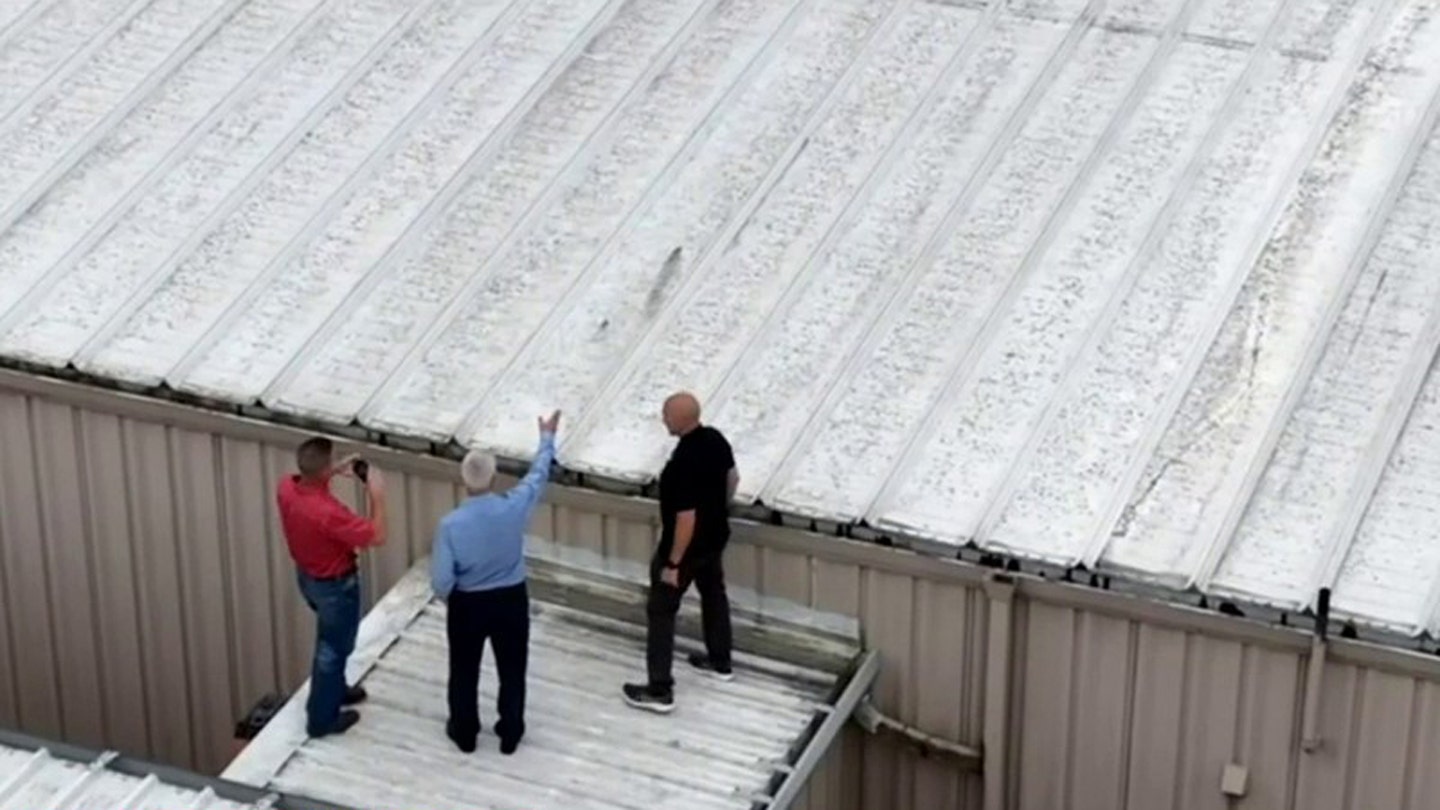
[461,449,497,491]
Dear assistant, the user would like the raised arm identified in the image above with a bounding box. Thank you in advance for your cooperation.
[508,410,561,510]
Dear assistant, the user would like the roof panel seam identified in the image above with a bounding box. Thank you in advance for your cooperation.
[0,0,152,134]
[258,0,629,411]
[1188,0,1424,592]
[750,0,1093,507]
[449,0,820,445]
[0,0,57,53]
[165,0,526,390]
[69,0,422,377]
[0,0,338,344]
[353,0,731,430]
[973,0,1299,560]
[557,0,918,459]
[1307,86,1440,609]
[861,0,1149,529]
[1085,0,1405,581]
[0,0,251,238]
[695,1,1006,461]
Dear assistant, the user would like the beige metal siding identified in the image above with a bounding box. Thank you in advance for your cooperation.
[0,390,461,773]
[4,376,1440,810]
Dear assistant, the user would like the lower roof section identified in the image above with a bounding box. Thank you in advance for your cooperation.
[0,728,350,810]
[222,552,872,810]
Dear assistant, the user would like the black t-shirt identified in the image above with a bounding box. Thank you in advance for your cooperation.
[658,424,735,561]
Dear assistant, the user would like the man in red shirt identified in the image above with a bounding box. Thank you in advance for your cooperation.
[277,436,388,737]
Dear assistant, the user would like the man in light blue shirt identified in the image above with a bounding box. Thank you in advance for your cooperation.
[432,410,559,756]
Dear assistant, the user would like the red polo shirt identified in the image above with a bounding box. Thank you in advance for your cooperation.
[276,474,375,578]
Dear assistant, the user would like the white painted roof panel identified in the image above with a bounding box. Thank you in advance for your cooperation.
[6,0,1440,640]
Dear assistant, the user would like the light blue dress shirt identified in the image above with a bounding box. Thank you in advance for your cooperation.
[430,432,555,599]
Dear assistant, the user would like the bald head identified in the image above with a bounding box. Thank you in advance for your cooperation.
[662,391,701,437]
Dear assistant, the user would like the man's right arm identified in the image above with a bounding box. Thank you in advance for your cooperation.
[509,430,557,510]
[430,522,455,600]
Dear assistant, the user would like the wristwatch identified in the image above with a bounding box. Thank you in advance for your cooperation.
[663,560,680,570]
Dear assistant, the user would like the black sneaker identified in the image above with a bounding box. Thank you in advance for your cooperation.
[309,710,360,738]
[499,737,520,755]
[687,652,735,682]
[446,720,477,754]
[622,683,674,714]
[343,685,367,705]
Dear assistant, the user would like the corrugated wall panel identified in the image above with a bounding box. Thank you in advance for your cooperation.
[76,409,151,759]
[761,547,812,607]
[911,579,969,810]
[169,429,242,774]
[219,437,281,721]
[1015,600,1074,810]
[1070,612,1134,810]
[0,396,63,739]
[1405,680,1440,808]
[1234,646,1300,810]
[124,418,197,768]
[33,399,106,749]
[1176,634,1243,810]
[860,569,917,810]
[1349,669,1415,810]
[1124,625,1186,810]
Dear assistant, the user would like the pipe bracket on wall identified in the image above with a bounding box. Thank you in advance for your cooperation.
[853,698,983,768]
[1302,587,1331,753]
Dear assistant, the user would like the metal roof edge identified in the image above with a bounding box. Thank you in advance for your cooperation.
[3,362,1440,677]
[0,727,357,810]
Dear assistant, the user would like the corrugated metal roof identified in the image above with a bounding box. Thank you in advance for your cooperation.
[4,0,1440,637]
[0,730,350,810]
[220,556,865,810]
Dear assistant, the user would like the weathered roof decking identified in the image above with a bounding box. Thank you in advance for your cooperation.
[221,550,874,810]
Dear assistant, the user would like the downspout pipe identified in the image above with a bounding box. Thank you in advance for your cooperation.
[1301,587,1331,753]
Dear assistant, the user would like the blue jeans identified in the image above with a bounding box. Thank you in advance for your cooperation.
[297,570,361,735]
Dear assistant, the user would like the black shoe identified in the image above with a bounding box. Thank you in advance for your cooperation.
[499,737,520,755]
[687,652,735,682]
[622,683,674,714]
[309,710,360,738]
[446,720,477,754]
[343,685,367,705]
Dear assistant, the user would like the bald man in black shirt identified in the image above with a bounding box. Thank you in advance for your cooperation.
[623,391,738,713]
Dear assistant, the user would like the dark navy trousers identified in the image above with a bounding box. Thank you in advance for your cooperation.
[446,581,530,744]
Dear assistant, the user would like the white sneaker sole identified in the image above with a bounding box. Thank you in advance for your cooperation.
[623,694,675,714]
